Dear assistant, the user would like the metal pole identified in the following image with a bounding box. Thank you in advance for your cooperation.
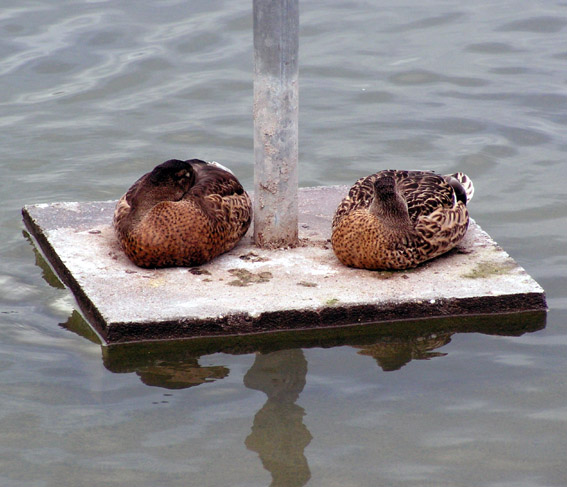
[253,0,299,248]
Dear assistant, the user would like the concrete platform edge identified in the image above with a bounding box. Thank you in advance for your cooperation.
[22,186,547,345]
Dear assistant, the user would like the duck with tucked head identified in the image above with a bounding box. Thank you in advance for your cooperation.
[114,159,252,268]
[331,170,474,270]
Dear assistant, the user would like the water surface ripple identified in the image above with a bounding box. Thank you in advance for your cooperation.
[1,1,566,486]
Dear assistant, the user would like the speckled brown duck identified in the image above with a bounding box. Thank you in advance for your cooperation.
[114,159,252,268]
[331,170,474,270]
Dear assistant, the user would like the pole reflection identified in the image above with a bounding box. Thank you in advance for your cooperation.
[244,349,312,487]
[63,308,546,484]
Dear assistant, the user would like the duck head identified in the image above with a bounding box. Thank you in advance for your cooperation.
[128,159,196,214]
[369,176,412,227]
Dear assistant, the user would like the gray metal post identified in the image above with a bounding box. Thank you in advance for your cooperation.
[253,0,299,248]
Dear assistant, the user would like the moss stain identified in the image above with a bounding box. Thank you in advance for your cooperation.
[239,252,269,263]
[189,268,211,276]
[297,281,317,287]
[227,268,273,287]
[462,260,516,279]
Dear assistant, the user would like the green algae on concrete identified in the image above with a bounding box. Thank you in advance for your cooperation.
[297,281,317,288]
[227,269,273,287]
[462,259,517,279]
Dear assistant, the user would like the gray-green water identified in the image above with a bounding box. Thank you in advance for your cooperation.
[2,1,566,486]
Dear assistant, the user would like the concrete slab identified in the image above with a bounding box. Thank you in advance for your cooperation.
[22,186,547,345]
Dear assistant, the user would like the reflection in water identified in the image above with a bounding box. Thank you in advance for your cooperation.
[134,359,229,389]
[355,333,452,371]
[59,305,545,485]
[59,310,102,345]
[69,305,545,392]
[23,231,65,290]
[244,350,312,487]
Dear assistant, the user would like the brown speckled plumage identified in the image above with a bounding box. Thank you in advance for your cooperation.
[331,170,474,270]
[114,159,252,268]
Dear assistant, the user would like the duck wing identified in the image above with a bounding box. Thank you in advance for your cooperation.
[413,201,470,261]
[185,159,252,237]
[113,171,151,230]
[186,159,246,199]
[389,170,456,223]
[332,173,377,229]
[333,169,471,229]
[333,170,452,227]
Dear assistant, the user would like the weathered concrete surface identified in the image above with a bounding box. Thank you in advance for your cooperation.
[22,186,547,345]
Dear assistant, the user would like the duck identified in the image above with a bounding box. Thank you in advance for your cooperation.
[113,159,252,268]
[331,169,474,270]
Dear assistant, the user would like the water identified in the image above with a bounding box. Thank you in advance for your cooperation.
[2,0,566,485]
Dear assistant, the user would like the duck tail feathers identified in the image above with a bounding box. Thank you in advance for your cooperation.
[451,172,474,203]
[208,161,234,175]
